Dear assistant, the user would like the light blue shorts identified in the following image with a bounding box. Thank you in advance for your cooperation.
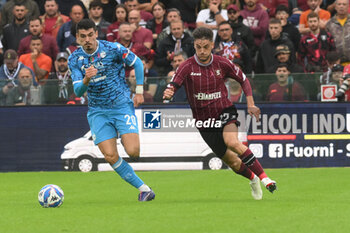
[87,102,139,145]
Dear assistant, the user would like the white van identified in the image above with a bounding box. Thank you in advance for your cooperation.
[60,108,247,172]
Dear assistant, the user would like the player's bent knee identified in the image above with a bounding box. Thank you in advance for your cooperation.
[103,152,118,164]
[226,140,242,150]
[125,147,140,158]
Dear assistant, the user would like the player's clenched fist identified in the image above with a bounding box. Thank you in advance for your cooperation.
[85,66,98,79]
[163,86,174,100]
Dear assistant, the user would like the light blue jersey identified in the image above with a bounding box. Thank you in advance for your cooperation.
[68,40,141,144]
[68,40,137,109]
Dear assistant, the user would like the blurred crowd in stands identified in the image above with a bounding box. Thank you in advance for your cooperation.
[1,0,350,106]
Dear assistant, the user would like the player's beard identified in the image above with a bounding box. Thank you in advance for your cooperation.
[198,54,211,63]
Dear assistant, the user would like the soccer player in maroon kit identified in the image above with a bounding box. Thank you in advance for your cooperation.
[163,27,276,200]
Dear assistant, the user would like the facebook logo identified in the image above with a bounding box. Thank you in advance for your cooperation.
[143,110,161,129]
[268,144,283,158]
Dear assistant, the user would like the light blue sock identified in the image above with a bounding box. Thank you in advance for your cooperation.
[112,157,144,189]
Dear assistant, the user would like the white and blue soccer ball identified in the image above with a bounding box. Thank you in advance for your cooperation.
[38,184,64,208]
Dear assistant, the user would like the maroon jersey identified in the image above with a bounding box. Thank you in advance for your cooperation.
[170,54,252,121]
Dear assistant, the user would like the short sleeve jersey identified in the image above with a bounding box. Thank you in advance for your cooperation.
[170,54,250,121]
[68,40,137,109]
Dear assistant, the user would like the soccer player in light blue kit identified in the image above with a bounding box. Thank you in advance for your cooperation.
[68,19,155,201]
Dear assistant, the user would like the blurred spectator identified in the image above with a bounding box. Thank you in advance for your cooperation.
[240,0,269,48]
[322,0,337,15]
[296,0,309,11]
[43,52,73,104]
[288,7,302,26]
[89,0,111,40]
[106,4,128,42]
[226,4,255,57]
[0,50,35,105]
[55,0,88,18]
[117,22,155,75]
[298,12,336,72]
[156,8,192,48]
[196,0,228,40]
[128,10,153,49]
[258,0,288,17]
[266,44,304,73]
[0,42,3,66]
[326,0,350,66]
[40,0,70,39]
[273,4,301,50]
[56,5,84,52]
[2,3,30,51]
[19,36,52,83]
[18,17,59,63]
[299,0,331,35]
[335,64,350,101]
[153,51,188,102]
[100,0,118,23]
[6,67,38,105]
[256,18,295,73]
[138,0,158,12]
[214,21,252,73]
[155,20,195,76]
[125,0,153,27]
[160,0,201,30]
[140,56,158,98]
[146,2,169,48]
[320,50,341,84]
[266,63,306,101]
[201,0,239,9]
[1,0,40,31]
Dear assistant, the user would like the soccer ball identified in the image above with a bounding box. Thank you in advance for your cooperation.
[38,184,64,208]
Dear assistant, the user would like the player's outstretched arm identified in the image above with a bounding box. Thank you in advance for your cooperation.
[163,86,174,102]
[246,96,260,122]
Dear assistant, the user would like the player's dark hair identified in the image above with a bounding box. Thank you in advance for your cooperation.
[192,27,213,42]
[76,19,97,32]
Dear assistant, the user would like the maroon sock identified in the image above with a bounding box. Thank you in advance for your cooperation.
[239,149,267,180]
[234,162,255,180]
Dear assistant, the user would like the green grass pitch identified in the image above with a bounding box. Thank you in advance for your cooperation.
[1,168,350,233]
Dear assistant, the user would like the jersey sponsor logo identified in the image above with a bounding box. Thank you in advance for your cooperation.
[91,75,106,82]
[100,52,106,58]
[78,56,84,60]
[190,72,201,76]
[194,92,221,100]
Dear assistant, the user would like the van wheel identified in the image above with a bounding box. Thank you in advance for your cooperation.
[74,155,97,172]
[203,153,226,170]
